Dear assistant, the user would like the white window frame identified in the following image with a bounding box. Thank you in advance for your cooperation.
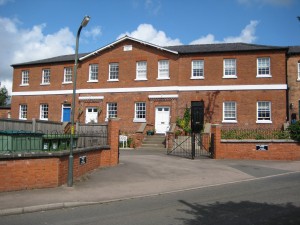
[136,61,147,80]
[21,70,29,86]
[63,67,72,83]
[41,69,50,85]
[222,102,237,123]
[19,104,27,120]
[133,102,146,122]
[223,59,237,78]
[89,64,98,82]
[191,60,204,79]
[40,104,49,121]
[297,62,300,81]
[257,57,271,77]
[257,101,272,123]
[108,63,119,81]
[106,102,118,121]
[157,60,169,80]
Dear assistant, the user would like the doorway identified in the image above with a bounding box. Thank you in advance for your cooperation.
[155,107,170,134]
[62,104,71,122]
[85,107,98,123]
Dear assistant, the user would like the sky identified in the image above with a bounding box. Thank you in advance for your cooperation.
[0,0,299,95]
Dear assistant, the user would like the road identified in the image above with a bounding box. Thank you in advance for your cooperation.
[1,172,299,225]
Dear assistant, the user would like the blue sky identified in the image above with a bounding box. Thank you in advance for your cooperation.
[0,0,299,94]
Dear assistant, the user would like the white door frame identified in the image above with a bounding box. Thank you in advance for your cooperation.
[155,106,170,134]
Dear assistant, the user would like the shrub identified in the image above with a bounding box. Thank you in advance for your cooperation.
[288,121,300,142]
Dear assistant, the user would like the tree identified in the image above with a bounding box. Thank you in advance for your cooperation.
[0,86,9,106]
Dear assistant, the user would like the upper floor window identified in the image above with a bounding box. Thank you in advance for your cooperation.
[223,102,237,122]
[191,60,204,79]
[257,101,272,123]
[109,63,119,81]
[134,102,146,122]
[19,104,27,120]
[107,102,118,120]
[40,104,49,120]
[136,61,147,80]
[158,60,169,79]
[223,59,237,78]
[89,64,98,82]
[257,57,271,77]
[42,69,50,84]
[64,67,72,83]
[21,70,29,85]
[297,62,300,81]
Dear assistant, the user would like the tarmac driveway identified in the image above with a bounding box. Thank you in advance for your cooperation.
[1,149,300,215]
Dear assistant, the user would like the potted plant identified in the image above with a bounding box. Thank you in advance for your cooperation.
[146,130,155,136]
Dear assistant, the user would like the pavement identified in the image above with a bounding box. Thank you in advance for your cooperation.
[1,149,300,216]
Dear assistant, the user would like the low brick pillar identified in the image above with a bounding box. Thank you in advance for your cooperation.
[101,118,120,166]
[166,132,175,150]
[211,124,221,159]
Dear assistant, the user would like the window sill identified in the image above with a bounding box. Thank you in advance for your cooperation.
[222,120,237,123]
[40,83,50,86]
[222,75,237,79]
[297,78,300,82]
[20,84,29,87]
[256,120,272,124]
[87,80,98,83]
[107,79,119,82]
[190,77,204,80]
[135,78,148,81]
[133,118,146,123]
[156,77,170,80]
[256,75,272,78]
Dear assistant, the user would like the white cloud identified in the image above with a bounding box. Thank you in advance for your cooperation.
[190,20,259,44]
[224,20,258,43]
[117,23,182,46]
[237,0,293,6]
[189,34,218,45]
[0,17,75,95]
[144,0,161,15]
[83,26,102,40]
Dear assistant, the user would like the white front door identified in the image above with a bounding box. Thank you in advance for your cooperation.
[155,107,170,134]
[85,107,98,123]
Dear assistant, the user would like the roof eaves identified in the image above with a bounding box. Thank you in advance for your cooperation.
[79,36,178,61]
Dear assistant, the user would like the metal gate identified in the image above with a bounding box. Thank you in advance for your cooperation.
[167,133,212,159]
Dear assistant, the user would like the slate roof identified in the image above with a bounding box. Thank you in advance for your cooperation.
[11,36,288,67]
[288,46,300,55]
[164,42,287,54]
[11,53,88,67]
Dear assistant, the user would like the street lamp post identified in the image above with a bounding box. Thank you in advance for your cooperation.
[68,15,90,187]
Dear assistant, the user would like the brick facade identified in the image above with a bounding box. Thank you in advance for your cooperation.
[11,37,289,134]
[287,48,300,122]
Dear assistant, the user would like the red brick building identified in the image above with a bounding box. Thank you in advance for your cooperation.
[287,46,300,123]
[11,36,288,134]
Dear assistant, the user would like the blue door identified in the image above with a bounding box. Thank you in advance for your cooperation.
[62,107,71,122]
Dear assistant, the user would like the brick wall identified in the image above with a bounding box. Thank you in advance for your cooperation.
[212,124,300,160]
[0,119,119,192]
[287,54,300,121]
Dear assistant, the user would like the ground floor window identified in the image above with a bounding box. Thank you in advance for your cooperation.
[223,101,237,122]
[107,102,117,119]
[40,104,49,120]
[19,104,27,120]
[257,101,271,123]
[134,102,146,122]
